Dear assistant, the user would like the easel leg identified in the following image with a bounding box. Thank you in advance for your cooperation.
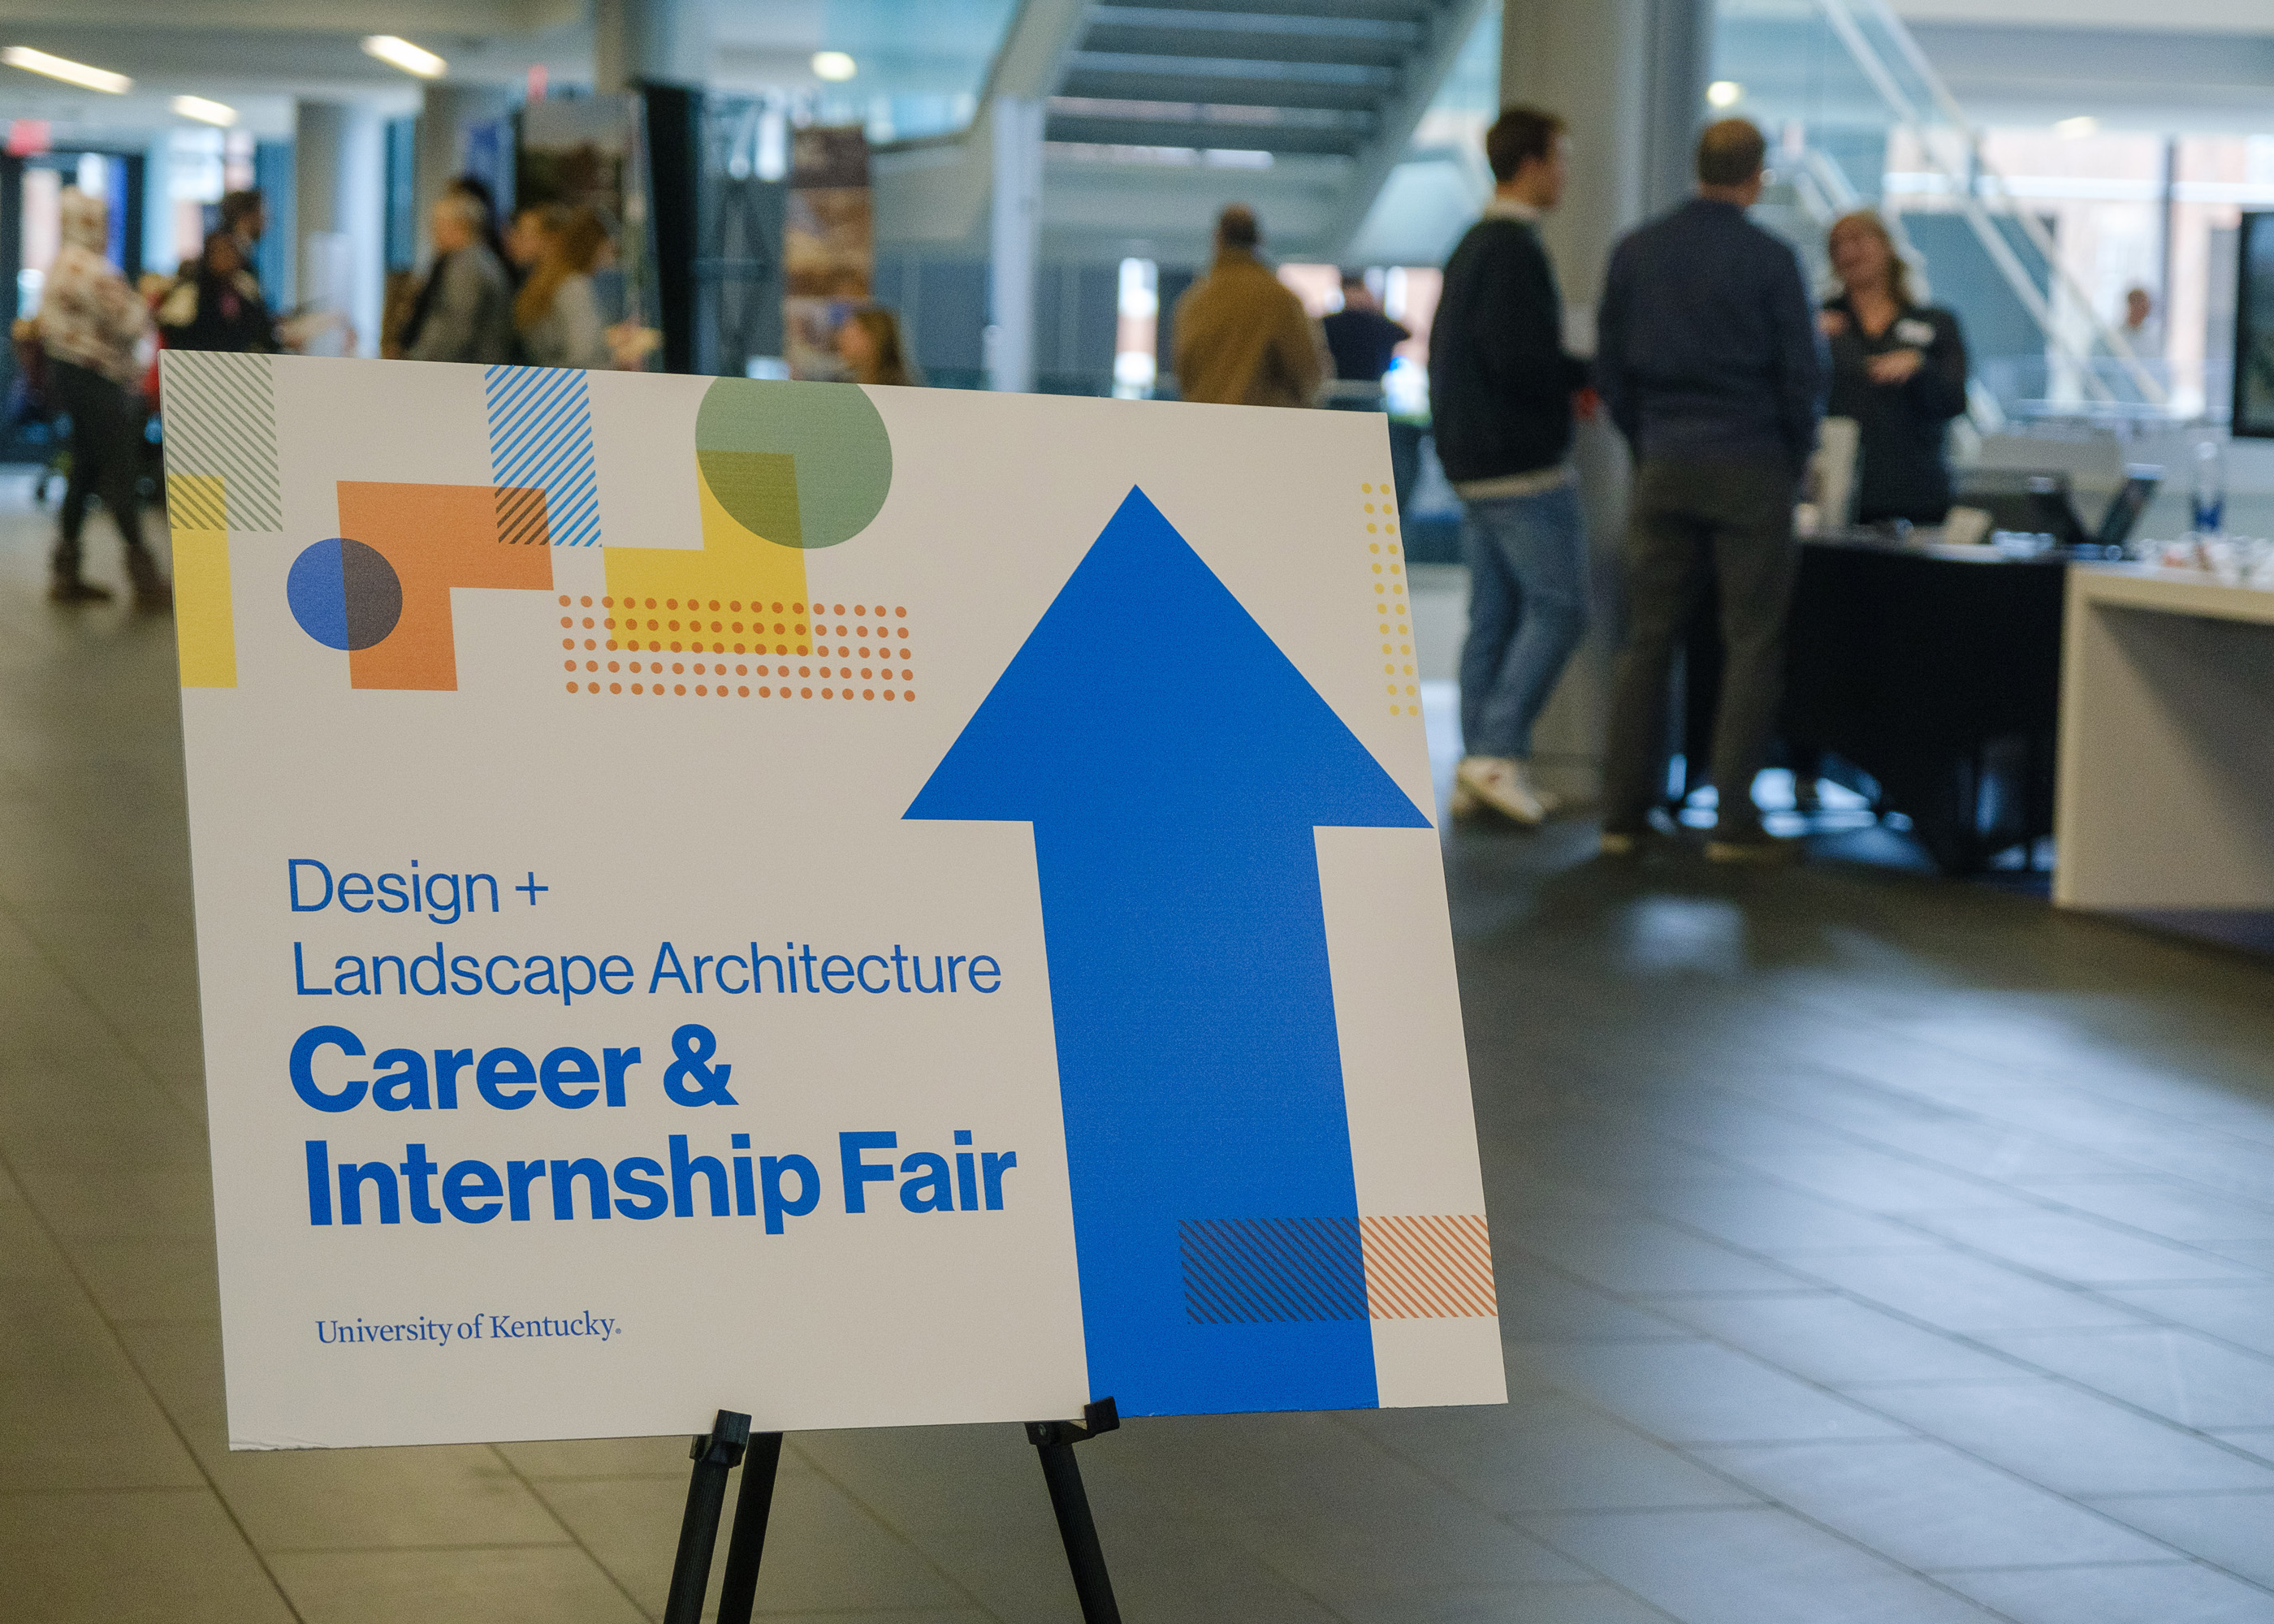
[663,1410,750,1624]
[1027,1399,1122,1624]
[715,1431,785,1624]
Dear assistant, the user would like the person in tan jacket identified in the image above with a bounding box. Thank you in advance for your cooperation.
[1172,205,1325,408]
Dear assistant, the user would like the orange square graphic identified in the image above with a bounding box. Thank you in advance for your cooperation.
[336,482,556,691]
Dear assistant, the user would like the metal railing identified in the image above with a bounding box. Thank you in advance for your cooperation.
[1814,0,2166,410]
[1768,137,2009,433]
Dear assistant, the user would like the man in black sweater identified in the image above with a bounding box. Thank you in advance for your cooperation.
[1429,106,1593,826]
[1595,119,1823,861]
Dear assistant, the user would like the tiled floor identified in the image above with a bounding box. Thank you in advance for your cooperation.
[5,486,2274,1621]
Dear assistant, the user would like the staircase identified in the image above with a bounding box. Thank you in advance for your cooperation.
[874,0,1488,266]
[1049,2,1434,160]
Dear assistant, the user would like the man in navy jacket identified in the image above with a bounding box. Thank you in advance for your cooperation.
[1595,118,1823,861]
[1429,106,1593,826]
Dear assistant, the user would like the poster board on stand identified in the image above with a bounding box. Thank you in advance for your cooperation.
[163,352,1502,1448]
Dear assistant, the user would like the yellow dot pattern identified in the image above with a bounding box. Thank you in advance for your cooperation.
[1362,483,1418,718]
[551,594,917,705]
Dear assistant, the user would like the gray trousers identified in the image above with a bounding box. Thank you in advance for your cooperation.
[1601,458,1798,836]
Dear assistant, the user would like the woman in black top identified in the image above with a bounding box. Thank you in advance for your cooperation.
[1821,210,1968,525]
[158,231,277,354]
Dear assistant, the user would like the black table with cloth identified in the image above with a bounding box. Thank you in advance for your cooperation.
[1678,534,2068,873]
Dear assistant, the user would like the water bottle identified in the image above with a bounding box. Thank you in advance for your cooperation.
[2192,437,2227,534]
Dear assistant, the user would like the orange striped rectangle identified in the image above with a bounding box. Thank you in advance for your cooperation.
[1360,1214,1495,1320]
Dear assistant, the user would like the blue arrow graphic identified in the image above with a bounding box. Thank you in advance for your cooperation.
[906,486,1429,1415]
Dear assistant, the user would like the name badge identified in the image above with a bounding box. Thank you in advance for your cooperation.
[1894,317,1935,347]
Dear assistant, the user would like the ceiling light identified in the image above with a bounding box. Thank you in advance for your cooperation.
[1706,80,1744,109]
[171,94,237,127]
[1,46,131,95]
[812,50,857,82]
[362,35,447,79]
[2055,115,2098,139]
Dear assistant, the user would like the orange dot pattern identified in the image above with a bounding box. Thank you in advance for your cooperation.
[1361,483,1419,718]
[551,594,917,705]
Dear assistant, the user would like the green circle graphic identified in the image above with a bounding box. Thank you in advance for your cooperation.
[694,378,892,550]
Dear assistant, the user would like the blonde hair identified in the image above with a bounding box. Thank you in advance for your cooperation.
[515,205,612,333]
[58,188,108,254]
[1828,209,1915,306]
[844,306,914,387]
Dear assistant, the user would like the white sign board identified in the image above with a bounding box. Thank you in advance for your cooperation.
[165,353,1502,1448]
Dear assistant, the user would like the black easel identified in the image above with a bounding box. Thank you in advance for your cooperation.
[663,1410,760,1624]
[1027,1398,1123,1622]
[664,1397,1123,1624]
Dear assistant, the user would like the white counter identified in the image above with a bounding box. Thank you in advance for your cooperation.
[2056,565,2274,939]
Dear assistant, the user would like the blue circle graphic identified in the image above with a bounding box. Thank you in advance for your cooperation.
[287,538,402,652]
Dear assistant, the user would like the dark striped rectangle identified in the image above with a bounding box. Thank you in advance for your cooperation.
[162,352,281,533]
[166,473,228,533]
[1179,1217,1366,1324]
[495,484,551,547]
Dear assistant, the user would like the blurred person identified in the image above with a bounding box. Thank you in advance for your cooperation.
[504,202,557,277]
[1595,119,1822,862]
[1781,210,1971,814]
[548,208,659,372]
[218,190,266,288]
[158,230,279,354]
[1430,106,1594,826]
[398,177,514,356]
[36,188,167,607]
[1171,205,1325,407]
[515,206,613,369]
[1820,210,1966,526]
[837,306,919,387]
[378,270,422,359]
[2119,283,2162,357]
[1321,271,1408,388]
[404,192,514,365]
[447,174,517,278]
[219,191,265,250]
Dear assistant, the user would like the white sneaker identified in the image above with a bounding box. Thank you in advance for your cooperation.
[1449,780,1478,818]
[1455,756,1557,825]
[1513,760,1563,817]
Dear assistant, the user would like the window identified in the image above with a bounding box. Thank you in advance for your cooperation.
[1113,257,1156,399]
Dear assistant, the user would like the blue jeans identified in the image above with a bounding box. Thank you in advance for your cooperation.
[1458,482,1589,760]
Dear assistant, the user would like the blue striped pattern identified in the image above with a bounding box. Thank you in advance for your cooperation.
[1179,1218,1367,1324]
[484,365,600,547]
